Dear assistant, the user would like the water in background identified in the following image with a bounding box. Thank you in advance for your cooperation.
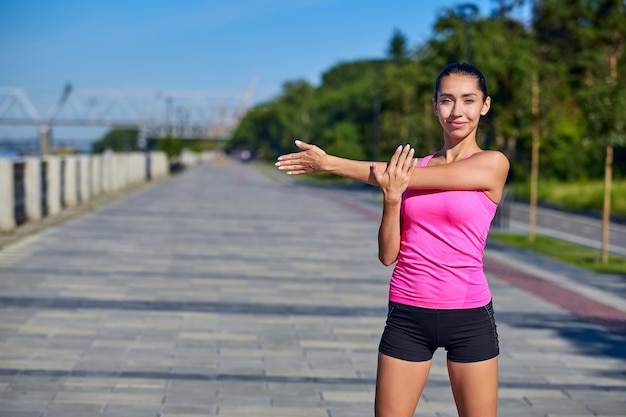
[0,151,20,160]
[0,138,93,160]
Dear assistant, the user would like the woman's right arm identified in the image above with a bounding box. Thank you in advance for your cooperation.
[371,146,415,266]
[377,197,402,266]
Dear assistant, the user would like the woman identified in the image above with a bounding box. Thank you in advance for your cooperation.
[275,62,510,417]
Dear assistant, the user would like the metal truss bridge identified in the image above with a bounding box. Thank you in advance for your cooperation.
[0,74,258,153]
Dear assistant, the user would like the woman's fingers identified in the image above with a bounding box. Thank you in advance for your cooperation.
[275,154,308,173]
[275,154,309,173]
[378,145,414,200]
[403,149,416,172]
[388,145,404,168]
[276,140,326,175]
[387,144,414,176]
[294,139,311,151]
[400,146,414,170]
[276,140,312,161]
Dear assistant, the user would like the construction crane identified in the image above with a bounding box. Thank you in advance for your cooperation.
[39,83,73,154]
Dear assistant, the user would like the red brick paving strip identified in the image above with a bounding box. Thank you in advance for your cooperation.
[484,257,626,335]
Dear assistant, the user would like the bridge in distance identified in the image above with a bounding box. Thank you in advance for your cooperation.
[0,74,259,153]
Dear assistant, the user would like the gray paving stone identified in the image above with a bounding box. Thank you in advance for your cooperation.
[42,403,106,417]
[0,161,624,416]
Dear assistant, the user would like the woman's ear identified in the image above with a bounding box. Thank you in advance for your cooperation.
[432,98,439,116]
[481,96,491,116]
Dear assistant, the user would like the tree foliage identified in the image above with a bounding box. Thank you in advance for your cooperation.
[227,0,626,181]
[91,128,139,153]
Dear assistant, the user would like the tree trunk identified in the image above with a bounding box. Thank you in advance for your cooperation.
[601,49,618,264]
[602,143,613,264]
[529,72,540,242]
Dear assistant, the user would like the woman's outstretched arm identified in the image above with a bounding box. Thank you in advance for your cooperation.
[276,140,510,204]
[276,140,387,185]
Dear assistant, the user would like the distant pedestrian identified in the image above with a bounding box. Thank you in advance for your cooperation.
[275,62,510,417]
[240,149,251,163]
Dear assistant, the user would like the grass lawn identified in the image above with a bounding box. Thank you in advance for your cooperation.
[509,179,626,218]
[488,232,626,275]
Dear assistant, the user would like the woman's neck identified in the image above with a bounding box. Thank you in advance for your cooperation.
[438,139,481,162]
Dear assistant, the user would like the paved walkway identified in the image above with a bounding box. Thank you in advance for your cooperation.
[0,160,624,417]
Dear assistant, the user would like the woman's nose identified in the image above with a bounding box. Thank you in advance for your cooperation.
[450,103,462,117]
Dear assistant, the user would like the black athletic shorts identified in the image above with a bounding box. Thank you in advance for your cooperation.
[378,300,499,363]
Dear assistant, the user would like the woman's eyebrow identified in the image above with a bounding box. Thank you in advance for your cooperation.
[438,92,478,98]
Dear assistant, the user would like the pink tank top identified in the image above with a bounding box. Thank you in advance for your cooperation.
[389,153,497,309]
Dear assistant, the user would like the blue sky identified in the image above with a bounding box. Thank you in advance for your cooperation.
[0,0,525,141]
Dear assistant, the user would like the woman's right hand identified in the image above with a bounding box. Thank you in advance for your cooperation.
[275,140,327,175]
[371,144,416,203]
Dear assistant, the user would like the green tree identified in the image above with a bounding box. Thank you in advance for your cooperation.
[91,128,139,153]
[230,80,316,159]
[531,0,626,180]
[229,0,625,186]
[315,60,382,158]
[323,121,366,160]
[229,103,275,158]
[155,137,183,158]
[471,14,538,181]
[387,29,409,64]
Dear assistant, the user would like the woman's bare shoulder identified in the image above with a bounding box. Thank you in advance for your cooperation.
[472,150,510,167]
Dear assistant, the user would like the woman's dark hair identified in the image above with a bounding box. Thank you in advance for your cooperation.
[433,62,488,101]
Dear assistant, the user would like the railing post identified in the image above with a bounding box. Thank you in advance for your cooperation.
[24,157,42,222]
[79,155,90,203]
[91,155,102,197]
[45,156,61,216]
[13,161,26,226]
[63,156,78,208]
[146,152,152,181]
[0,159,16,232]
[40,159,48,217]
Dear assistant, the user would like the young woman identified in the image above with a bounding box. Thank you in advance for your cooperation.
[275,63,510,417]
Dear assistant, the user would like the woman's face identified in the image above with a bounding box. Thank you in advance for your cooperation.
[432,74,490,141]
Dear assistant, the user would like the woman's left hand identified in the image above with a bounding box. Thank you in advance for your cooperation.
[371,144,416,203]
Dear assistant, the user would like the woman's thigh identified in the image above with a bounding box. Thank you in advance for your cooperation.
[375,353,432,417]
[447,356,499,417]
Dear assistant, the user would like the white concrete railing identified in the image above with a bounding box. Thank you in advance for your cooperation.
[180,149,218,166]
[0,151,169,232]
